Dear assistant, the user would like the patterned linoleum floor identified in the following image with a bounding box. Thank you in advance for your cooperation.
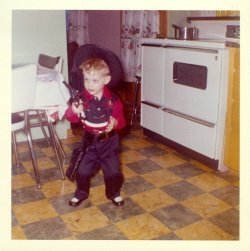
[12,128,239,240]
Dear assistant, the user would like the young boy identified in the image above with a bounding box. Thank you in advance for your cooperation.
[65,57,126,207]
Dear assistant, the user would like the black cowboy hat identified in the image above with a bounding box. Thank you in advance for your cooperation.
[71,44,123,91]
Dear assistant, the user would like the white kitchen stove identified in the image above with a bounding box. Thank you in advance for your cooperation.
[140,37,232,171]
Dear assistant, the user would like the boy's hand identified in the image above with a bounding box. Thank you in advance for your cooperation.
[105,116,118,132]
[72,100,83,114]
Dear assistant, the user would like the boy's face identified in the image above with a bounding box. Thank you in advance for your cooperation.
[83,70,111,99]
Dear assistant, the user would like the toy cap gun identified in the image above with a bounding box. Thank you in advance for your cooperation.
[62,81,82,107]
[62,81,85,121]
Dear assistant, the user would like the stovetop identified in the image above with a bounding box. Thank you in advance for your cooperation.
[141,37,240,49]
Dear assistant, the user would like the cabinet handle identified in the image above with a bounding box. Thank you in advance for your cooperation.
[162,107,215,128]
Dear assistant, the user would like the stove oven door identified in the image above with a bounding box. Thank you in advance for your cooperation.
[162,46,225,158]
[163,46,223,124]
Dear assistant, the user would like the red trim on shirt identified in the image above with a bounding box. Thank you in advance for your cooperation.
[64,86,126,132]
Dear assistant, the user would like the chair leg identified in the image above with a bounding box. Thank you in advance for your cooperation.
[51,124,66,159]
[36,111,51,147]
[130,78,140,129]
[11,131,20,168]
[26,129,41,189]
[45,111,65,180]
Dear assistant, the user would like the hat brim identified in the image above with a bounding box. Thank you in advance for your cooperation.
[73,44,123,89]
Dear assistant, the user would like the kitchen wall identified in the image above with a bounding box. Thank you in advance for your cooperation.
[12,10,68,80]
[167,10,216,37]
[88,10,121,59]
[12,10,70,139]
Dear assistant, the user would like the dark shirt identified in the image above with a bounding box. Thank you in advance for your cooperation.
[65,86,126,133]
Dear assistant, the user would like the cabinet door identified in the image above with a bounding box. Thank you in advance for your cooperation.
[141,103,163,135]
[223,48,240,171]
[141,46,165,106]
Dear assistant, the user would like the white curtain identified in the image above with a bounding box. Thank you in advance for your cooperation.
[66,10,89,46]
[121,11,159,82]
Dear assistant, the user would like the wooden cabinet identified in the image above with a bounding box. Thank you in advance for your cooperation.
[223,48,240,171]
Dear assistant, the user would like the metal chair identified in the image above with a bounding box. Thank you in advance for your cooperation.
[11,64,41,187]
[11,64,65,189]
[36,53,66,158]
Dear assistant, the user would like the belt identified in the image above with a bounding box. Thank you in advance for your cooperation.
[85,130,115,143]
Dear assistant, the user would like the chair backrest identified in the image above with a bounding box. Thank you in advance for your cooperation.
[11,64,37,113]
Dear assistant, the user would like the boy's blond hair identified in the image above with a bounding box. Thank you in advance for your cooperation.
[79,58,110,76]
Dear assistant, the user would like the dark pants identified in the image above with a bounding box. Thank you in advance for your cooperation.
[74,133,124,200]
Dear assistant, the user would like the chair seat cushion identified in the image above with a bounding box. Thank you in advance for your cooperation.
[11,113,24,123]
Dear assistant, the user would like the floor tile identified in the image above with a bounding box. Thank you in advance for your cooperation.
[137,145,166,158]
[12,210,18,227]
[182,193,231,218]
[122,176,155,196]
[152,203,202,230]
[142,169,182,188]
[210,185,239,206]
[121,164,138,179]
[89,185,110,206]
[60,207,110,235]
[161,180,204,201]
[22,216,71,240]
[41,179,76,199]
[98,197,145,223]
[208,208,239,238]
[12,165,27,176]
[13,199,58,225]
[15,142,29,153]
[168,162,205,179]
[175,219,234,240]
[12,185,45,204]
[76,224,128,240]
[121,137,153,150]
[187,173,230,192]
[12,173,36,190]
[34,141,51,148]
[189,160,214,173]
[126,159,162,174]
[150,153,187,169]
[12,226,27,240]
[115,213,171,240]
[40,147,57,157]
[49,193,92,214]
[37,156,58,168]
[131,188,176,212]
[153,232,181,240]
[23,157,56,173]
[215,169,239,183]
[90,173,105,187]
[20,160,35,172]
[15,151,35,162]
[120,150,146,165]
[30,167,63,183]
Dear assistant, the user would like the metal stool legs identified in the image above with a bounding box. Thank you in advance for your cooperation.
[130,75,141,129]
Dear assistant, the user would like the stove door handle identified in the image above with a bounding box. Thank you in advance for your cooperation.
[162,107,215,128]
[141,100,162,109]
